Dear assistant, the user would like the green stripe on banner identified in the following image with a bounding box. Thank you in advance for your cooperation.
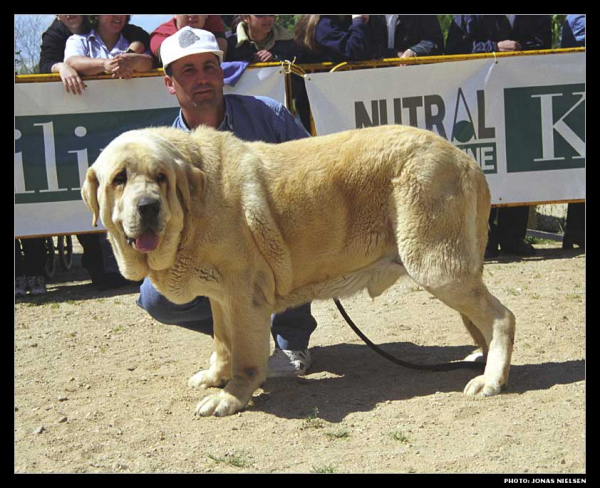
[15,107,179,204]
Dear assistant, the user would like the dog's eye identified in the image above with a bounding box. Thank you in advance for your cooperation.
[113,170,127,186]
[157,173,167,184]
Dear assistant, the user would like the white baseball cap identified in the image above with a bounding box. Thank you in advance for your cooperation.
[161,26,224,70]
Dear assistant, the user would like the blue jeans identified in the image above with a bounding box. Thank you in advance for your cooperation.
[136,278,317,350]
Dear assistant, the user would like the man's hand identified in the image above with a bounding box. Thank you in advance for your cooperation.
[497,40,522,52]
[400,48,417,58]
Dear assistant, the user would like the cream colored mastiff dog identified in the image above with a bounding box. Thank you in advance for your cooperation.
[82,124,515,417]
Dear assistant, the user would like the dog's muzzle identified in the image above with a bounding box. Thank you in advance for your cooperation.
[137,197,161,220]
[126,197,162,253]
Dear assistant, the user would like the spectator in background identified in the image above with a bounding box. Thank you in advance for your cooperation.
[225,15,295,63]
[561,14,585,250]
[265,15,441,63]
[64,15,154,79]
[445,15,551,55]
[39,14,150,94]
[294,15,383,63]
[445,15,552,257]
[150,15,228,65]
[295,14,443,63]
[369,15,444,58]
[15,239,47,296]
[561,14,585,49]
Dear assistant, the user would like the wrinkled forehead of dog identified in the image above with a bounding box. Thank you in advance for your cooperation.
[94,130,173,180]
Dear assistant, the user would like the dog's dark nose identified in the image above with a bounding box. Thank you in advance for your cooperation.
[137,198,160,218]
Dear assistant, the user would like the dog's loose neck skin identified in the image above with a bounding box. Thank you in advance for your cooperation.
[147,179,232,306]
[144,194,201,304]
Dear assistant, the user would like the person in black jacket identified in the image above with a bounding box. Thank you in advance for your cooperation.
[39,15,150,95]
[293,15,381,63]
[369,15,444,58]
[446,15,552,258]
[294,14,443,64]
[445,15,552,55]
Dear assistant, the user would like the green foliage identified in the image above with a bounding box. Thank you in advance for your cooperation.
[301,407,325,429]
[437,14,454,40]
[552,15,567,48]
[207,451,252,469]
[275,14,303,34]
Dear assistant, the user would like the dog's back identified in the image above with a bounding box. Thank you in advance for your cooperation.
[252,125,489,264]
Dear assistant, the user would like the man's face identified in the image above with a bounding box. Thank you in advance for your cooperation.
[164,53,224,112]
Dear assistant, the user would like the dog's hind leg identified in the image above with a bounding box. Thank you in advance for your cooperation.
[460,313,488,362]
[392,162,514,396]
[428,281,515,396]
[396,232,515,396]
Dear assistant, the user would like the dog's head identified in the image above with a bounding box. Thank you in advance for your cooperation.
[81,128,205,281]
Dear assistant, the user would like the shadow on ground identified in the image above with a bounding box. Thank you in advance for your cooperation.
[253,342,585,423]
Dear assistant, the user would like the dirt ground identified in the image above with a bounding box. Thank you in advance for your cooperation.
[14,240,585,474]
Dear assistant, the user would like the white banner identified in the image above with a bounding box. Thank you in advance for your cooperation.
[15,67,285,237]
[305,53,585,206]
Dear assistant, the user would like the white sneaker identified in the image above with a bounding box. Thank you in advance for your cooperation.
[28,275,46,295]
[15,275,28,297]
[267,348,311,378]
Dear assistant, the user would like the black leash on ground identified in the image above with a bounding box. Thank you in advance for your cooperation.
[333,299,485,372]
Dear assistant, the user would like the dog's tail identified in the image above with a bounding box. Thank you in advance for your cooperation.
[459,161,491,277]
[473,166,492,273]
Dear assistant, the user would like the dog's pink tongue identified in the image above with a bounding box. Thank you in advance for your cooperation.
[136,231,159,252]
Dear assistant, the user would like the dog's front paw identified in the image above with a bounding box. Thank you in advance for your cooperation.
[463,374,504,397]
[194,391,246,417]
[188,369,227,389]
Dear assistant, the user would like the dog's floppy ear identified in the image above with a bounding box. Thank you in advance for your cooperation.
[81,167,100,227]
[174,159,206,218]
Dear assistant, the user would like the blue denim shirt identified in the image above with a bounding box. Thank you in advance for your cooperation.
[561,15,585,48]
[172,94,309,143]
